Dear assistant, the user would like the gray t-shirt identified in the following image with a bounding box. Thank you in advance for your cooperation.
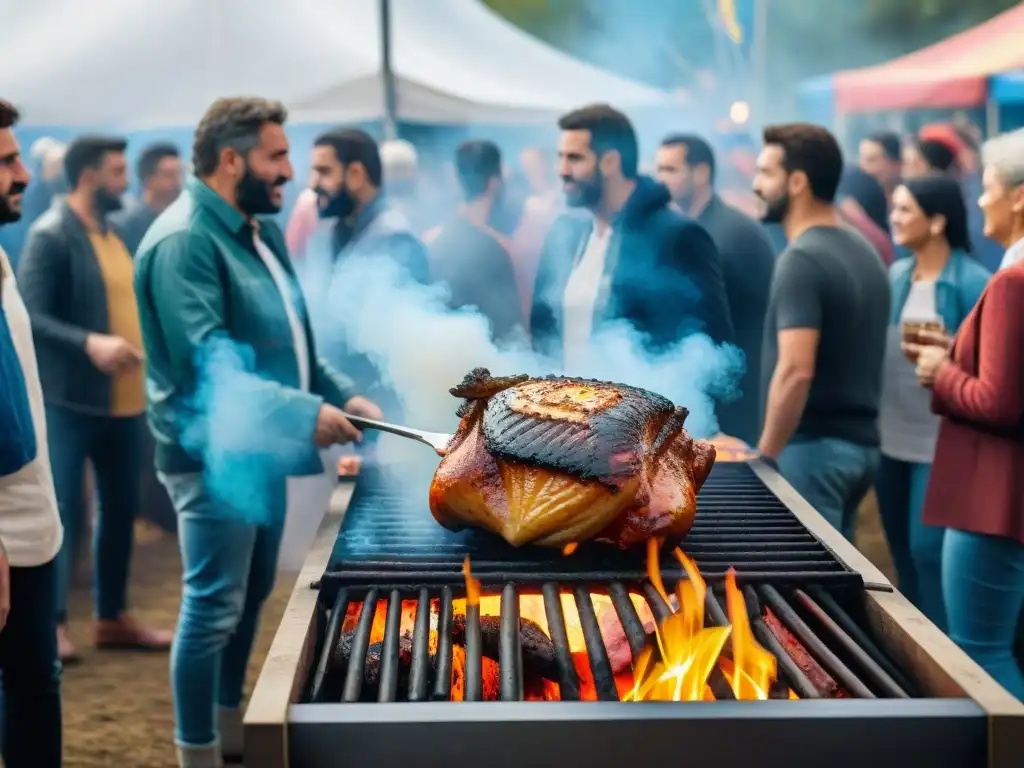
[761,225,890,446]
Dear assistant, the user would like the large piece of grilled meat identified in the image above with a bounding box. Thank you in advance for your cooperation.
[428,368,716,549]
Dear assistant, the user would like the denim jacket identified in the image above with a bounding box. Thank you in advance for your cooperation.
[888,250,991,332]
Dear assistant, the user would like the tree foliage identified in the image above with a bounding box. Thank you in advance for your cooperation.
[481,0,1019,85]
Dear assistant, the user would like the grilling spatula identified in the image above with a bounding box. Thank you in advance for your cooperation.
[343,413,453,456]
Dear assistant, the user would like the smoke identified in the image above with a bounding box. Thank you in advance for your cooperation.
[174,334,322,527]
[313,251,743,482]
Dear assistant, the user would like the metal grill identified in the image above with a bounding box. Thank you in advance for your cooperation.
[306,577,918,705]
[324,462,863,590]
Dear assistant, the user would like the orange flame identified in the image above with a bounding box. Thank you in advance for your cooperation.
[721,568,778,699]
[646,537,670,605]
[626,543,730,701]
[625,545,798,701]
[562,542,579,556]
[462,556,481,608]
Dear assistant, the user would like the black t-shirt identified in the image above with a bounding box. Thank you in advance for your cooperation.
[761,225,890,446]
[428,217,523,344]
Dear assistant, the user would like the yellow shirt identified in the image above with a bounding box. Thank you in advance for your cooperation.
[89,231,145,416]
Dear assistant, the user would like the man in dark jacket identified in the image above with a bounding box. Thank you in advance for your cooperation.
[298,128,429,420]
[531,104,733,385]
[657,133,774,445]
[17,134,170,663]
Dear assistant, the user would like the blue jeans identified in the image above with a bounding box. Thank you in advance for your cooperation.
[943,529,1024,700]
[777,437,880,540]
[0,559,62,767]
[875,456,946,630]
[46,404,144,622]
[159,472,284,748]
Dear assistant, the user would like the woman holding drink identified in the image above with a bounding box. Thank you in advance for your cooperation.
[877,174,990,630]
[905,129,1024,698]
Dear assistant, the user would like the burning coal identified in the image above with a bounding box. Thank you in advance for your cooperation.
[331,544,798,703]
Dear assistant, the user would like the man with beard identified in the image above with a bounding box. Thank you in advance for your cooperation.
[426,140,523,344]
[530,104,733,378]
[133,97,381,768]
[0,98,64,768]
[17,134,170,663]
[299,127,429,419]
[754,123,889,540]
[111,142,183,255]
[657,133,775,446]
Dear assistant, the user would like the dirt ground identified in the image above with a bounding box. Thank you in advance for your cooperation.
[54,489,895,767]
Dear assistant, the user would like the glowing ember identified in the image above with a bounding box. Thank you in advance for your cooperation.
[708,433,760,462]
[562,542,579,556]
[339,549,796,702]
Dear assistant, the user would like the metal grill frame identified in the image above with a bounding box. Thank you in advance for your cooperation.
[286,699,987,768]
[243,461,1024,768]
[292,579,988,768]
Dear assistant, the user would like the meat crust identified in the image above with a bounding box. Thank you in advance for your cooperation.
[429,368,716,549]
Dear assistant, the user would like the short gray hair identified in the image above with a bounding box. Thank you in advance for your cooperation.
[192,97,287,177]
[981,128,1024,189]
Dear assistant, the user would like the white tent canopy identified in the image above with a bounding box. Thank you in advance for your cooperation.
[0,0,673,127]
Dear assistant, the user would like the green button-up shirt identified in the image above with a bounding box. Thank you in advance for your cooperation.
[134,177,357,475]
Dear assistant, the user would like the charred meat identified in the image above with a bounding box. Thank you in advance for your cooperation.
[429,368,716,549]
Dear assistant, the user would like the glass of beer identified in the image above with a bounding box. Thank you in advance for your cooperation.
[902,318,946,361]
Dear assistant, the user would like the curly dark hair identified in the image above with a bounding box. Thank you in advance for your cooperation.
[192,97,287,176]
[763,123,844,204]
[0,99,19,129]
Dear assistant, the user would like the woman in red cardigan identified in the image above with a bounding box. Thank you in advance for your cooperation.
[904,127,1024,699]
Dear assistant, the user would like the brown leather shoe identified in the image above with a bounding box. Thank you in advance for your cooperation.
[93,614,173,651]
[57,624,82,664]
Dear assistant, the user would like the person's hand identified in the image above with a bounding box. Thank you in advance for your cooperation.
[914,328,952,348]
[313,404,363,447]
[343,395,384,421]
[915,345,949,389]
[85,333,143,375]
[0,538,9,634]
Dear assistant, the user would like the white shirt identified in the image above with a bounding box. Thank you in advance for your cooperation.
[999,236,1024,271]
[252,230,310,392]
[900,280,939,324]
[0,247,63,567]
[562,225,611,373]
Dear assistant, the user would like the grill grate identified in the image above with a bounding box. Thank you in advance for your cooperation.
[306,578,918,705]
[325,461,863,590]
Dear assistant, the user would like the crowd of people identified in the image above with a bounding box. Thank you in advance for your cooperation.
[0,91,1022,767]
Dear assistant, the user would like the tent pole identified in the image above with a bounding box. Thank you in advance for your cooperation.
[379,0,398,140]
[752,0,768,126]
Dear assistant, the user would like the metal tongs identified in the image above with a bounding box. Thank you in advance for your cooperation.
[344,413,452,456]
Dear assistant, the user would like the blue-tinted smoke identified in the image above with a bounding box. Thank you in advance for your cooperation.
[174,334,319,527]
[312,251,743,482]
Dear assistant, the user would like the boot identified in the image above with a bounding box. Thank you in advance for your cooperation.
[176,743,223,768]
